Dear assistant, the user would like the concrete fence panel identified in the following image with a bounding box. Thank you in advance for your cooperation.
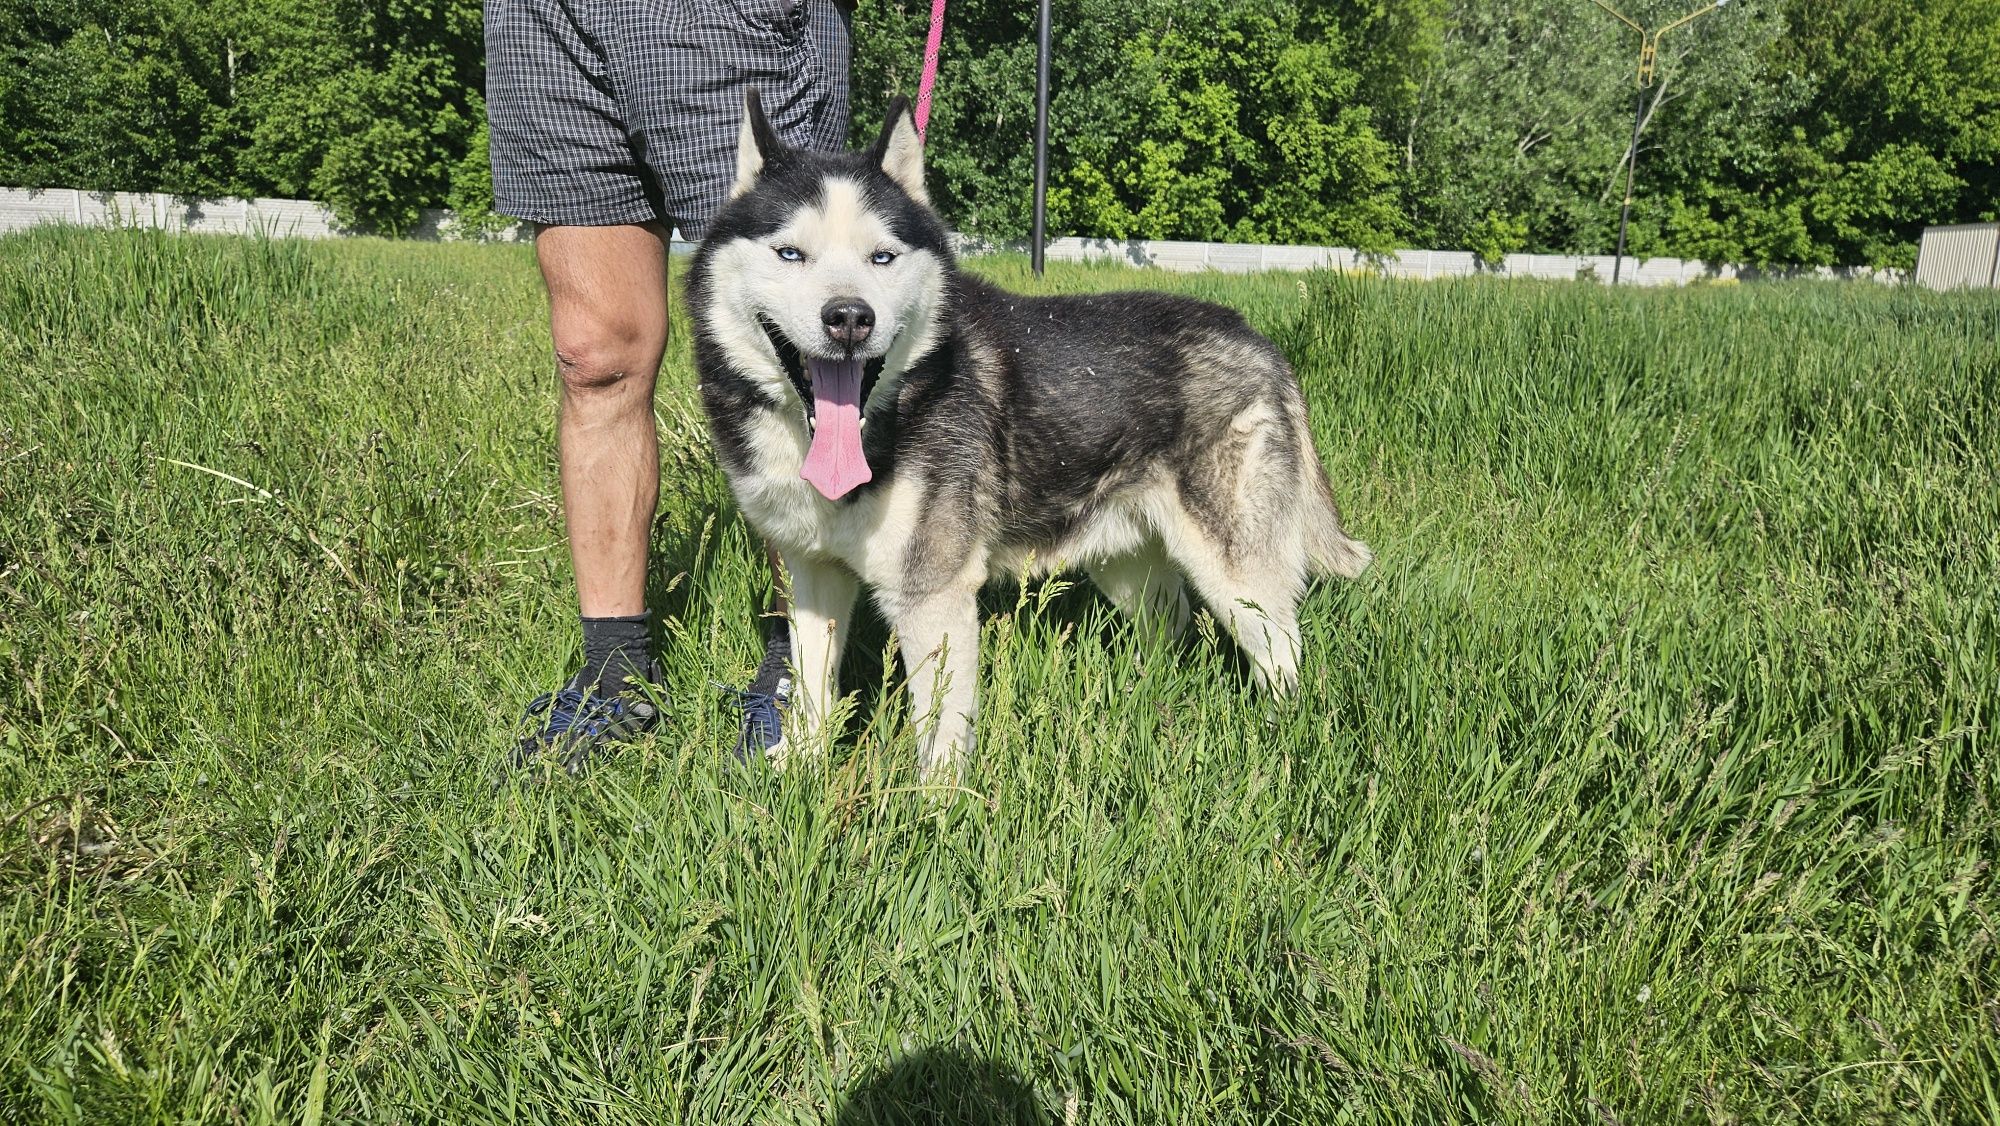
[4,186,1910,287]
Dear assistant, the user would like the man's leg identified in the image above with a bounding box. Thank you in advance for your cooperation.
[510,223,672,773]
[538,223,668,621]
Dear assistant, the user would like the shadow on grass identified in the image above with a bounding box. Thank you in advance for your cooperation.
[833,1047,1049,1126]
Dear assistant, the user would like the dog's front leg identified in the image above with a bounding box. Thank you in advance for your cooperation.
[893,590,980,782]
[784,556,859,766]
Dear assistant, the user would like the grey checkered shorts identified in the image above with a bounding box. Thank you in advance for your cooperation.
[485,0,851,239]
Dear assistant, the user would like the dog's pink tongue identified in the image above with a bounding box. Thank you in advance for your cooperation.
[800,358,871,500]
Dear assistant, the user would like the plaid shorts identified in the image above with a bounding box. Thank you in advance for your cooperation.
[485,0,852,239]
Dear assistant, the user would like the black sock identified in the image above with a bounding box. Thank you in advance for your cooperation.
[747,612,791,697]
[580,611,653,691]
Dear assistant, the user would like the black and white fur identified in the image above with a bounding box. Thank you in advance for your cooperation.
[689,93,1372,779]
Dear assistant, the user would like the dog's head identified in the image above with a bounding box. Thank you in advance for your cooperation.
[695,94,954,500]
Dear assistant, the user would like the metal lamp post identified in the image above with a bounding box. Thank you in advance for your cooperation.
[1031,0,1051,277]
[1587,0,1730,284]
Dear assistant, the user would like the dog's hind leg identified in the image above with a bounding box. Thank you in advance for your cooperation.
[1149,490,1308,695]
[1089,540,1191,639]
[784,556,859,767]
[887,588,981,782]
[1177,554,1305,694]
[1147,393,1313,693]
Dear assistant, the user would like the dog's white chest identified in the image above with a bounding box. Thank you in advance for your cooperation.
[728,409,915,577]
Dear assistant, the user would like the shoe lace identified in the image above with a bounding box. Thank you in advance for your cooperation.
[713,679,785,759]
[732,688,783,730]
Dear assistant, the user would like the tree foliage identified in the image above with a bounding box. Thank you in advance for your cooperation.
[851,0,1404,249]
[2,0,1995,264]
[0,0,485,234]
[1647,0,2000,267]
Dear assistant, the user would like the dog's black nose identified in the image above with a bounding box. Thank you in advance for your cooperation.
[821,297,875,348]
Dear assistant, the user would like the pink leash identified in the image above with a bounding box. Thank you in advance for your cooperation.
[913,0,947,143]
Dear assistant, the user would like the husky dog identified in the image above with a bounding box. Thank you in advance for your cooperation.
[688,93,1372,778]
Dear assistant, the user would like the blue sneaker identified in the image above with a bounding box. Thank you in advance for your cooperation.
[725,635,792,762]
[512,665,664,775]
[725,673,790,762]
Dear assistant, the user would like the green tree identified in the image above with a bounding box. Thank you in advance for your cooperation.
[851,0,1146,241]
[1648,0,2000,268]
[7,0,1992,263]
[1397,0,1780,258]
[230,0,487,233]
[851,0,1409,248]
[0,0,487,234]
[1064,2,1402,248]
[0,1,237,196]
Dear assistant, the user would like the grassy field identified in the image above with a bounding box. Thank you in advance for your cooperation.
[1,225,1996,1124]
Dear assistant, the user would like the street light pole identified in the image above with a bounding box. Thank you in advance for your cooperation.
[1614,86,1644,286]
[1587,0,1730,284]
[1031,0,1051,277]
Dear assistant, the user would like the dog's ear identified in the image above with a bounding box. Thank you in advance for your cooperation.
[732,89,785,198]
[869,96,928,204]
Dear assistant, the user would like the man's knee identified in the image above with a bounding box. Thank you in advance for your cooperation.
[536,223,669,398]
[552,319,663,397]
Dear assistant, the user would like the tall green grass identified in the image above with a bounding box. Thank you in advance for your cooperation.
[1,226,1995,1124]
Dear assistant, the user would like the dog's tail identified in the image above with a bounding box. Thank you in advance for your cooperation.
[1305,477,1372,579]
[1296,417,1373,580]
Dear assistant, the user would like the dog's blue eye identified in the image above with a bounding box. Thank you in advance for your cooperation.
[870,250,898,266]
[776,246,805,262]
